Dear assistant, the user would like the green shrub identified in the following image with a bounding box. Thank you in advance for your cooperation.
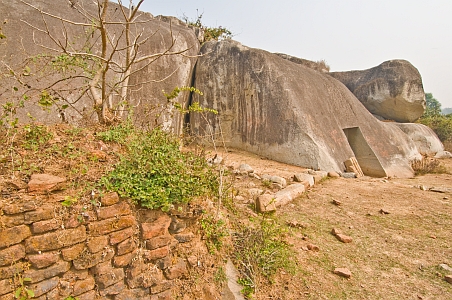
[200,214,229,253]
[233,217,297,297]
[418,115,452,142]
[182,13,232,42]
[98,124,218,211]
[22,123,53,151]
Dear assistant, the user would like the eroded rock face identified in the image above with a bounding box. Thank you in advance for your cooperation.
[190,40,420,178]
[0,0,199,133]
[393,123,443,156]
[329,60,426,122]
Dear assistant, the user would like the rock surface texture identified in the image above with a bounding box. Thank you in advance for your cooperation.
[393,123,444,156]
[0,0,200,133]
[329,60,426,122]
[190,40,421,178]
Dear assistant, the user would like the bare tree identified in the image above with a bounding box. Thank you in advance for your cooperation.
[19,0,194,124]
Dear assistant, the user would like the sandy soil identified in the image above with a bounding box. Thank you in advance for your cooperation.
[220,148,452,299]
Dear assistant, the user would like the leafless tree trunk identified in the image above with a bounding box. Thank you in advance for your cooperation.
[19,0,192,124]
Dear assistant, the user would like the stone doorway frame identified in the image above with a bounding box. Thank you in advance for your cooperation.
[343,127,387,177]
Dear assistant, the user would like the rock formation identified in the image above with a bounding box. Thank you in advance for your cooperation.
[393,123,444,156]
[329,60,426,122]
[0,0,199,133]
[190,40,421,178]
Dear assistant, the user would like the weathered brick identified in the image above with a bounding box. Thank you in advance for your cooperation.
[0,244,25,267]
[62,268,89,281]
[29,276,59,297]
[25,226,86,253]
[99,280,125,296]
[113,251,136,268]
[64,215,82,229]
[173,232,194,243]
[2,202,37,214]
[31,219,60,234]
[27,174,66,193]
[146,235,172,250]
[0,214,25,227]
[0,225,31,248]
[156,256,171,270]
[23,206,54,224]
[100,192,119,206]
[150,291,172,300]
[90,261,113,275]
[95,268,124,289]
[143,246,169,262]
[0,278,13,296]
[72,247,114,270]
[27,251,59,269]
[97,201,131,220]
[76,290,96,300]
[164,258,187,280]
[73,276,95,296]
[150,290,171,300]
[151,280,173,294]
[59,279,73,298]
[126,260,163,289]
[61,243,85,261]
[141,215,171,240]
[43,286,59,299]
[24,260,70,283]
[86,236,109,253]
[0,263,25,280]
[169,217,186,234]
[109,227,135,245]
[88,215,136,236]
[117,238,137,256]
[115,288,150,300]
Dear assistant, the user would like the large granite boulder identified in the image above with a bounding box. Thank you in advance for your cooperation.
[0,0,199,133]
[393,123,444,156]
[190,40,421,178]
[329,60,425,122]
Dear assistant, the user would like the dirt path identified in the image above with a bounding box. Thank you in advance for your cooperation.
[220,149,452,299]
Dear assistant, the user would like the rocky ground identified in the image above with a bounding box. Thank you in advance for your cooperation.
[220,148,452,299]
[1,125,451,299]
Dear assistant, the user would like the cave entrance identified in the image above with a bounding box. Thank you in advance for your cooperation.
[343,127,387,177]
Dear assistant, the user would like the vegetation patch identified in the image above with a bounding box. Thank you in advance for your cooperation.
[97,121,218,211]
[411,157,447,175]
[232,216,297,298]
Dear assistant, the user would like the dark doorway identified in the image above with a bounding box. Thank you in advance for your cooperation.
[343,127,387,177]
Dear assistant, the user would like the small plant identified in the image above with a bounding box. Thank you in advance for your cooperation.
[261,179,272,188]
[214,266,227,287]
[22,124,53,151]
[233,216,297,298]
[200,214,229,254]
[182,12,233,42]
[61,196,78,207]
[13,274,34,300]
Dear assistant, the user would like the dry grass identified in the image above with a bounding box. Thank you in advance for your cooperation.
[411,158,447,175]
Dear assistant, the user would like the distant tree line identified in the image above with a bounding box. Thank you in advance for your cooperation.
[418,93,452,143]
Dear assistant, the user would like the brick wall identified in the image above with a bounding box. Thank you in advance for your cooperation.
[0,192,197,300]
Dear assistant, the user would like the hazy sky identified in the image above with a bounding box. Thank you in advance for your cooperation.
[139,1,452,107]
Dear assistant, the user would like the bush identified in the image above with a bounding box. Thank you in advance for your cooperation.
[183,13,232,42]
[417,115,452,143]
[233,217,297,297]
[411,158,447,175]
[98,123,218,211]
